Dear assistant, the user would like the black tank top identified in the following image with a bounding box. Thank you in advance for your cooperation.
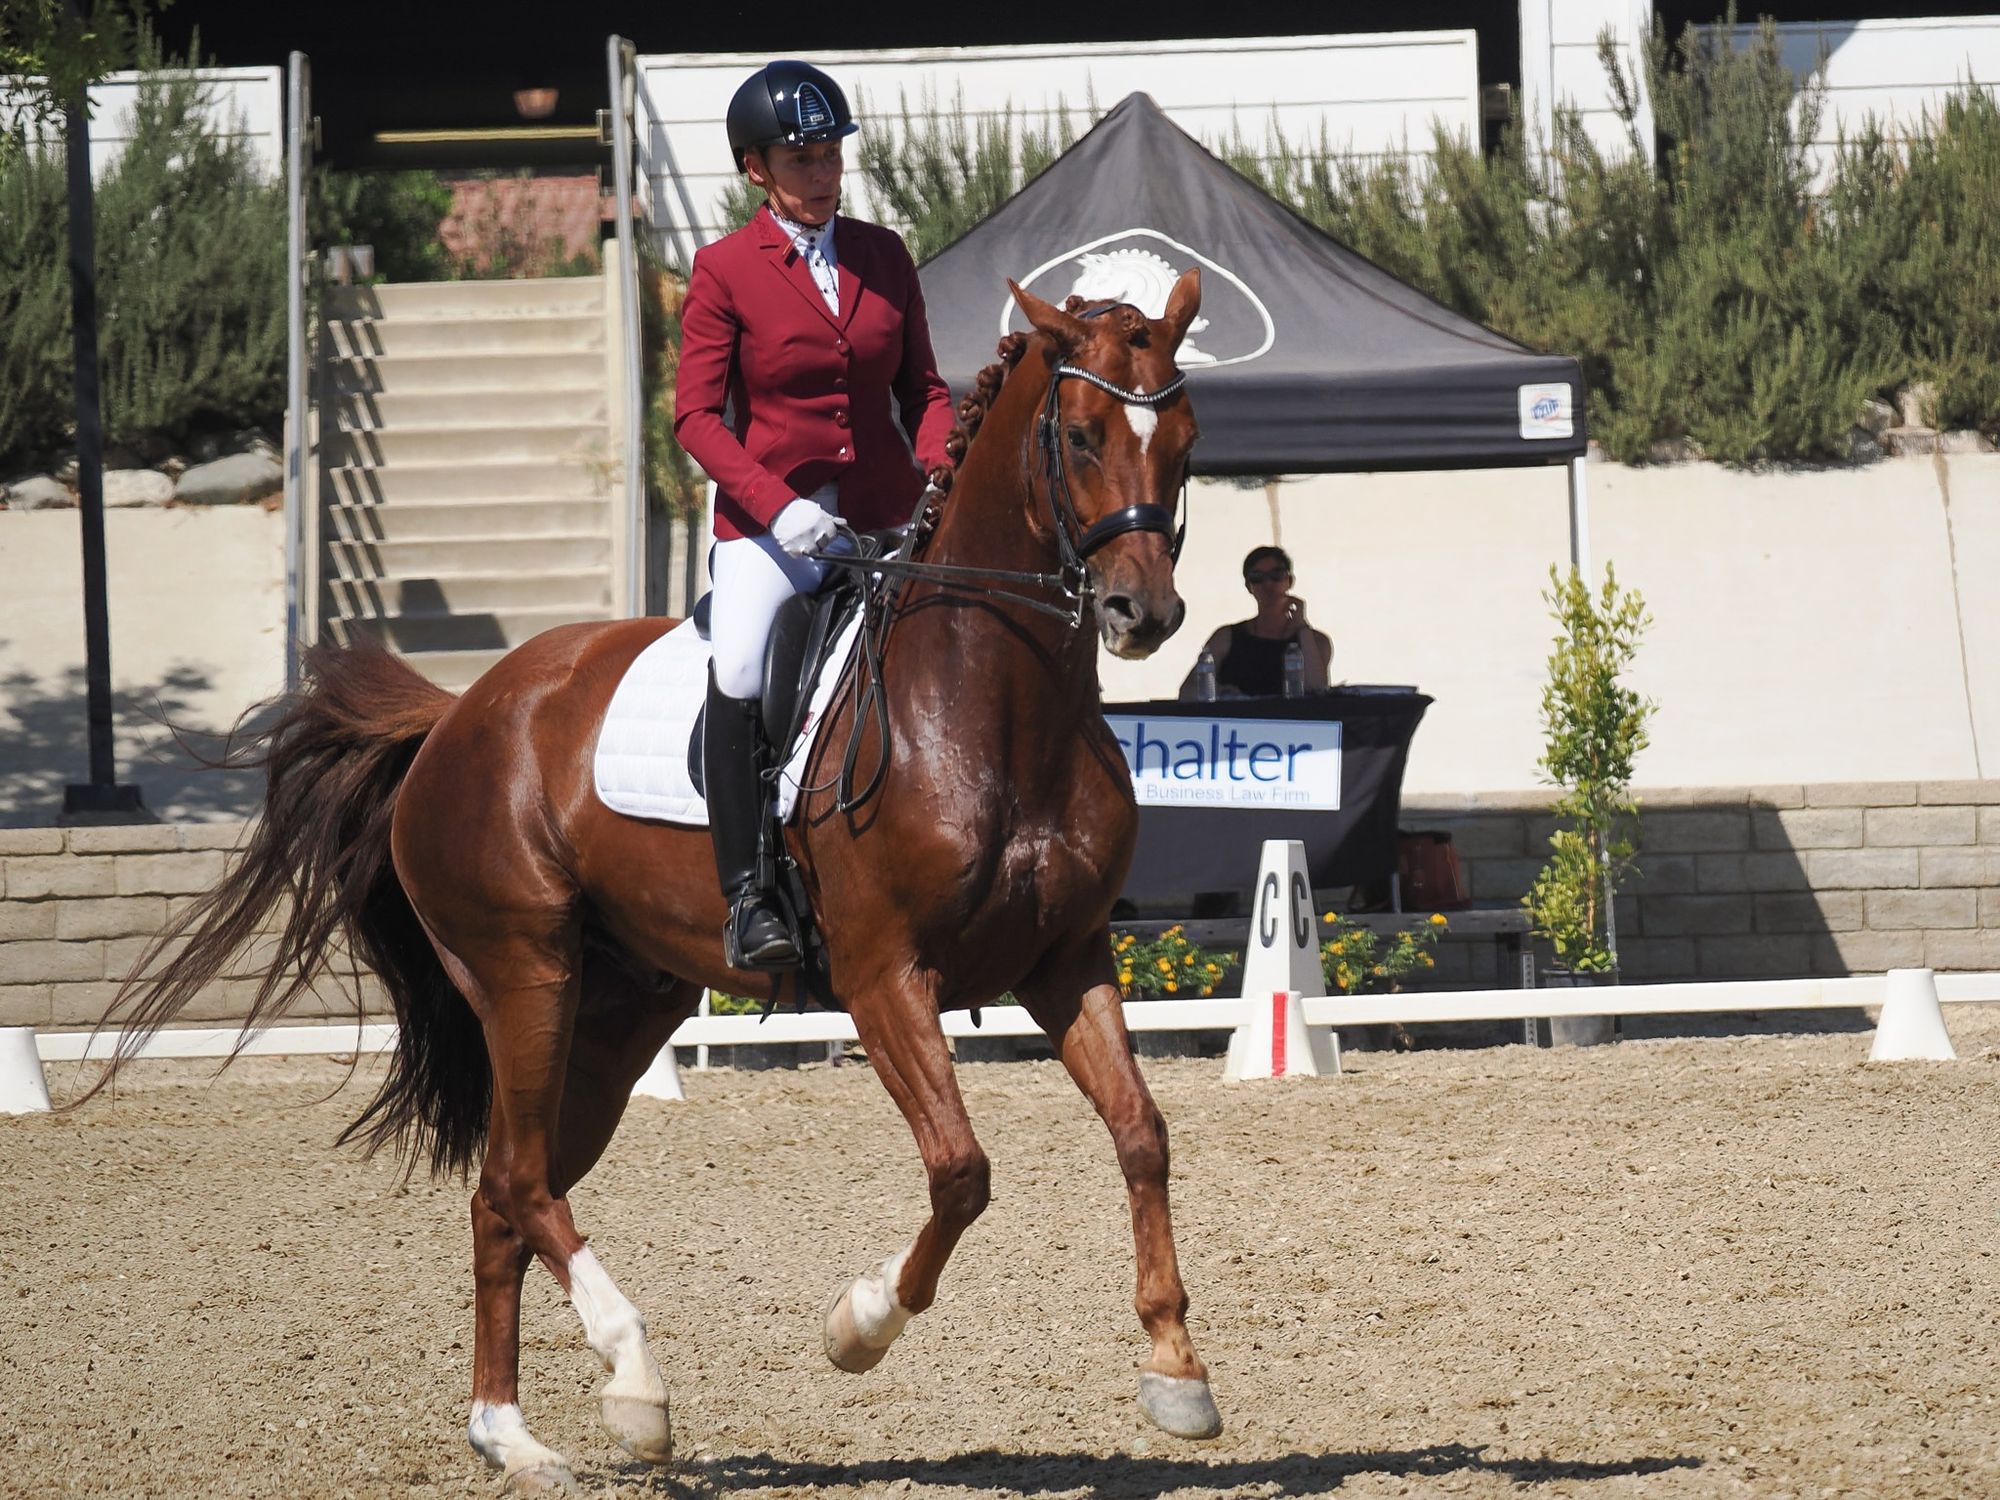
[1217,622,1297,697]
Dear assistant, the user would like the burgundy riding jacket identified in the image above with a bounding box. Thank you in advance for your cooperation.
[673,203,956,541]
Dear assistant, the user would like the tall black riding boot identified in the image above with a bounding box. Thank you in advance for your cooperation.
[704,674,801,970]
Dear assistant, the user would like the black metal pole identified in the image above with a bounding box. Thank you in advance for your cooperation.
[60,64,146,821]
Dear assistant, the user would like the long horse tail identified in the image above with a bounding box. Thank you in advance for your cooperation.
[85,635,491,1178]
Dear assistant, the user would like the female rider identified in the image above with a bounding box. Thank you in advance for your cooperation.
[674,60,955,970]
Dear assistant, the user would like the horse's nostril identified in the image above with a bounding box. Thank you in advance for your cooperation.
[1102,593,1142,628]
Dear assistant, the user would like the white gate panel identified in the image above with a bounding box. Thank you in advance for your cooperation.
[0,65,284,179]
[636,33,1480,256]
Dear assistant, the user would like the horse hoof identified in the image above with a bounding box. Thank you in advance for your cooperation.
[1137,1371,1223,1440]
[822,1281,889,1374]
[601,1394,673,1464]
[502,1460,575,1495]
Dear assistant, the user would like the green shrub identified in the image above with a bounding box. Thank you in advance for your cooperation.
[313,169,456,283]
[1112,924,1230,999]
[0,117,73,467]
[636,246,704,521]
[853,89,1078,262]
[1838,90,2000,433]
[1223,13,1966,463]
[0,43,286,471]
[1321,912,1447,994]
[1523,567,1654,973]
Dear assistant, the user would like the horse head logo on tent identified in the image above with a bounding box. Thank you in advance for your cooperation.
[1004,229,1275,368]
[1067,250,1217,364]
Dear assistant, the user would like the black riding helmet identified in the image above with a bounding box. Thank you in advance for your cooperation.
[726,61,858,168]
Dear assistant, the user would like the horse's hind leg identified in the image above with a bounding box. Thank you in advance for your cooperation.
[554,961,700,1463]
[447,933,693,1487]
[822,977,991,1374]
[1018,958,1222,1441]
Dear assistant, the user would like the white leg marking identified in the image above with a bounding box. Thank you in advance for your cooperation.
[568,1246,668,1405]
[467,1400,568,1475]
[848,1244,915,1348]
[1124,403,1158,457]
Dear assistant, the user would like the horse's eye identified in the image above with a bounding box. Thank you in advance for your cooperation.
[1066,425,1090,452]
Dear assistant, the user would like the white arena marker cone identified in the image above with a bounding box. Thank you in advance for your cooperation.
[1868,967,1956,1062]
[1224,839,1338,1080]
[630,1040,686,1101]
[0,1027,53,1114]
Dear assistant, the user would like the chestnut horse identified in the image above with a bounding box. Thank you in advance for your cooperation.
[100,272,1214,1489]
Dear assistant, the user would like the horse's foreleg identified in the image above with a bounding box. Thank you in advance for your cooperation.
[1019,974,1222,1441]
[823,988,990,1373]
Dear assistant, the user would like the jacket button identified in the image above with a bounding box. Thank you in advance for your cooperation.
[834,410,849,428]
[836,340,850,354]
[838,446,849,458]
[834,376,847,390]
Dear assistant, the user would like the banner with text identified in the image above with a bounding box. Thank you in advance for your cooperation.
[1105,715,1342,810]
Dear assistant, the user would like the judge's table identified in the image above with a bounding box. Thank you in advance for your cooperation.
[1101,687,1431,912]
[1099,687,1535,998]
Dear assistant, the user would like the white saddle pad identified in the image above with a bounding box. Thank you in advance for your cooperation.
[592,613,864,828]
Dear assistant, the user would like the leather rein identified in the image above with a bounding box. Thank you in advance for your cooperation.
[802,315,1189,811]
[815,308,1190,630]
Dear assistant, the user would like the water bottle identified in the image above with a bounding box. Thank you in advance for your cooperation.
[1282,639,1306,698]
[1194,650,1218,702]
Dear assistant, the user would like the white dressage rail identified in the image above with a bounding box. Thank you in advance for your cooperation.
[32,972,2000,1064]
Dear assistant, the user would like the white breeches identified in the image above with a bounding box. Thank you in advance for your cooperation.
[708,484,837,699]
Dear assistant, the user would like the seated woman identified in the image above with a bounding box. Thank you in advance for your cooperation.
[1178,545,1334,699]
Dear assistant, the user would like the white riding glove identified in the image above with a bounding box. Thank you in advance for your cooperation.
[770,498,838,558]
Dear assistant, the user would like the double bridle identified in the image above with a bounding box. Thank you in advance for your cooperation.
[1035,357,1189,592]
[804,312,1190,810]
[816,309,1190,630]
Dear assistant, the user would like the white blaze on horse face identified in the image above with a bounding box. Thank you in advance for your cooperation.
[467,1400,567,1475]
[849,1244,915,1348]
[1124,398,1158,458]
[567,1247,669,1407]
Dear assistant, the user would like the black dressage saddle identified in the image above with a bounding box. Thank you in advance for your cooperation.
[685,529,900,796]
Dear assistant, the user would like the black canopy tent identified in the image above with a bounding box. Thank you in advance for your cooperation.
[916,92,1595,566]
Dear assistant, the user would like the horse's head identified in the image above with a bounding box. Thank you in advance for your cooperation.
[1008,269,1202,660]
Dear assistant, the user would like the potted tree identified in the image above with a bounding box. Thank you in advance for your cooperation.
[1523,565,1654,1045]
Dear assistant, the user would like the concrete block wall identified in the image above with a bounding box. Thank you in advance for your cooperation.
[1405,779,2000,983]
[0,823,385,1032]
[5,781,1995,1032]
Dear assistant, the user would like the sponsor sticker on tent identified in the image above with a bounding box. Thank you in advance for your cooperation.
[1518,383,1574,440]
[1105,715,1342,810]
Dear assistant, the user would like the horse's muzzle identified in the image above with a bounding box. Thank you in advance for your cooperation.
[1097,587,1185,660]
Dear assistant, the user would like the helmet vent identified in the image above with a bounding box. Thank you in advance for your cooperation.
[794,82,834,133]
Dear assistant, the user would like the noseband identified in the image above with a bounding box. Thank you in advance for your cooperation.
[1035,314,1190,583]
[816,306,1190,633]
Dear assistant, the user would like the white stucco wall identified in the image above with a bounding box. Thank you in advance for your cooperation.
[635,32,1481,256]
[0,66,284,179]
[1099,454,2000,793]
[4,456,1995,821]
[0,507,286,825]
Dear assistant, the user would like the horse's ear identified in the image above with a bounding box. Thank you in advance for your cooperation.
[1162,267,1202,353]
[1008,280,1089,353]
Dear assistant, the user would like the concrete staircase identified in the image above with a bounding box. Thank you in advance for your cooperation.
[317,277,619,690]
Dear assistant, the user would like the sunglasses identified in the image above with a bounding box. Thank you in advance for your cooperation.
[1243,568,1289,584]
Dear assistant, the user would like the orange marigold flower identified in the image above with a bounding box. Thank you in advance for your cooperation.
[1429,912,1448,927]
